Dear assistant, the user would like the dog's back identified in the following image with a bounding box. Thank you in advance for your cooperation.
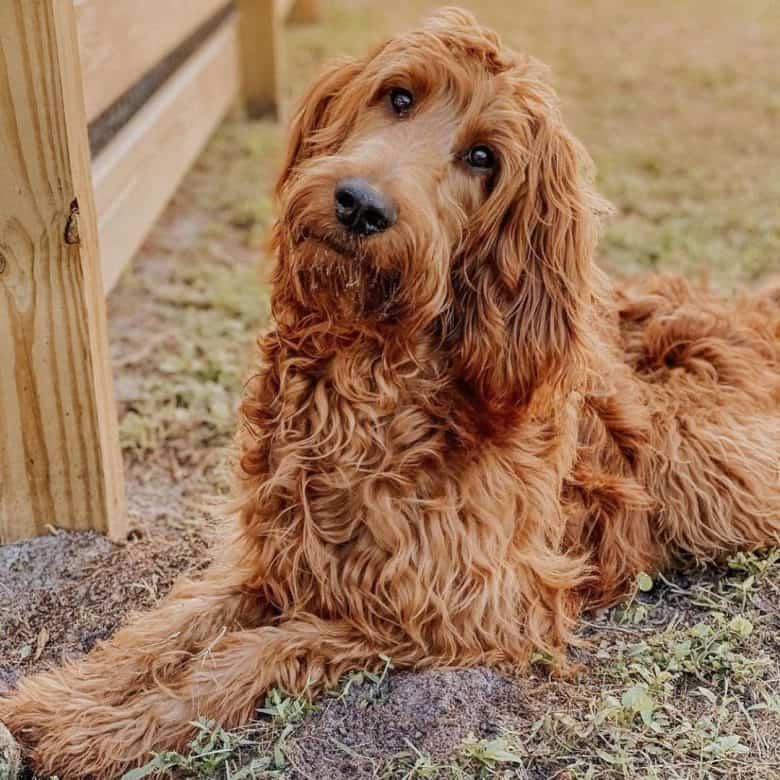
[617,274,780,561]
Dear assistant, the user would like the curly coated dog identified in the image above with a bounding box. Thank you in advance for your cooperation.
[2,8,779,778]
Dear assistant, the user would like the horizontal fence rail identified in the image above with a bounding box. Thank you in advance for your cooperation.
[76,0,232,123]
[93,12,240,291]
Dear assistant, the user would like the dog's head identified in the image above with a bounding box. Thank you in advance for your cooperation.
[273,7,606,404]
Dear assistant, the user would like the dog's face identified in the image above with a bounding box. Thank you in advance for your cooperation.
[274,8,604,405]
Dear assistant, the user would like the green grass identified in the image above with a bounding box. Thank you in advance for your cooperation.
[114,121,275,482]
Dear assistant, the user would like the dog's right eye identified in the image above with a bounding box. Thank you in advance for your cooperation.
[389,88,414,116]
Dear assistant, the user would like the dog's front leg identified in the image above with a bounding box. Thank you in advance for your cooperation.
[0,537,271,778]
[1,617,375,779]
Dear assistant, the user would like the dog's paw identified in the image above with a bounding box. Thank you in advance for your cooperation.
[0,680,197,779]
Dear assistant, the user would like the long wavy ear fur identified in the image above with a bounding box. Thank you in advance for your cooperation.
[275,57,364,196]
[455,92,604,408]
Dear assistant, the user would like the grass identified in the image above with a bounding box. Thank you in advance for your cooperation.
[110,120,276,521]
[96,0,780,777]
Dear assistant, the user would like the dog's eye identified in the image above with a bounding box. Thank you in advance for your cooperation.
[389,88,414,116]
[466,145,495,170]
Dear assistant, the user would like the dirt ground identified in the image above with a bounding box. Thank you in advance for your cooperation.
[2,0,779,777]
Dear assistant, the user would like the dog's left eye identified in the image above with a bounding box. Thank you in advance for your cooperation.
[466,145,496,170]
[389,88,414,116]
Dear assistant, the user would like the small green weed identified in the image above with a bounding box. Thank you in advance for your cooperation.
[256,686,318,771]
[456,734,524,778]
[336,654,394,705]
[624,612,770,686]
[383,740,445,779]
[119,719,264,780]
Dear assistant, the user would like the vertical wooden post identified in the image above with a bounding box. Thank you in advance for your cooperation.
[290,0,320,24]
[237,0,281,118]
[0,0,127,543]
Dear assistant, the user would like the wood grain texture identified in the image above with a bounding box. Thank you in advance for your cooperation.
[238,0,281,118]
[289,0,320,23]
[93,15,240,293]
[0,0,126,542]
[75,0,228,123]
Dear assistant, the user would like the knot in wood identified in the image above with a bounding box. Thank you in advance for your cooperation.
[65,199,81,245]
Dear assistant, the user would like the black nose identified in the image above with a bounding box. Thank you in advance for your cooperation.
[334,178,397,236]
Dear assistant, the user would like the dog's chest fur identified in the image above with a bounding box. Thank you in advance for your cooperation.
[237,333,587,658]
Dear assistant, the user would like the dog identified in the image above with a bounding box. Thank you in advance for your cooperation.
[2,8,779,778]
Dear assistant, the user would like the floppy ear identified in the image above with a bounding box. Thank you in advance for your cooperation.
[455,103,604,408]
[275,56,364,195]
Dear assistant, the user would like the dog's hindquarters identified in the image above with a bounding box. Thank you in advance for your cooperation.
[618,278,780,562]
[645,403,780,561]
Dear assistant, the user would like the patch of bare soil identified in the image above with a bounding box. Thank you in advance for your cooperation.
[287,668,528,778]
[0,531,207,693]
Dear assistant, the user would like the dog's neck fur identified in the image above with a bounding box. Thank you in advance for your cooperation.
[236,285,593,601]
[236,310,592,660]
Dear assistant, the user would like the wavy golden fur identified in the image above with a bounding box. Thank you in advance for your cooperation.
[2,8,779,778]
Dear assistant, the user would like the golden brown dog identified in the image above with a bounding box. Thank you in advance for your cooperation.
[2,8,779,778]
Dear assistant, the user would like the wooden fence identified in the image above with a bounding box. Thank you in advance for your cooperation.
[0,0,318,544]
